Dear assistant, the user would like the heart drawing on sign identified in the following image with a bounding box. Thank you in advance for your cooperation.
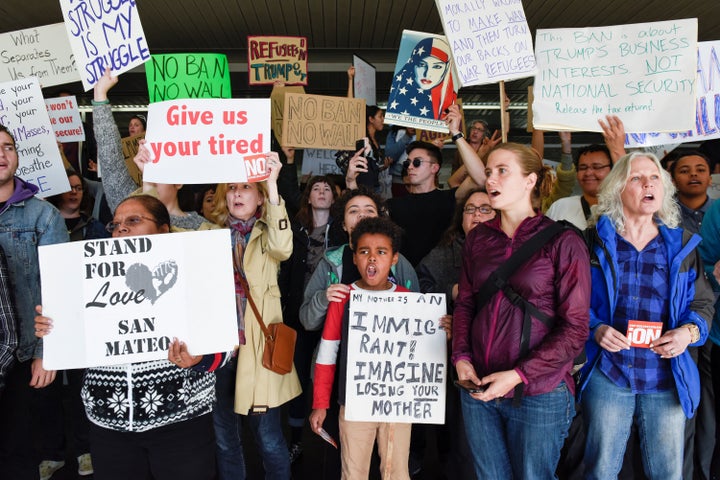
[124,260,179,304]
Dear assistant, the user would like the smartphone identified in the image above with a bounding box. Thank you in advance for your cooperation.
[355,139,366,155]
[454,379,487,393]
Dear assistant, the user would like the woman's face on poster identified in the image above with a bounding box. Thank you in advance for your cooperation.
[415,56,449,91]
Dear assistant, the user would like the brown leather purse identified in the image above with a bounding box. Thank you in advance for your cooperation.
[238,274,296,375]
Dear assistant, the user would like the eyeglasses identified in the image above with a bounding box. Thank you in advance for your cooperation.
[1,144,16,153]
[403,158,435,169]
[577,164,611,172]
[105,215,159,233]
[69,185,83,192]
[463,204,494,215]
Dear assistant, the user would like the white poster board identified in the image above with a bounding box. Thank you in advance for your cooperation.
[0,23,79,87]
[533,19,698,132]
[40,230,238,369]
[143,98,271,184]
[300,148,342,176]
[59,0,151,91]
[45,96,85,143]
[435,0,536,86]
[626,41,720,148]
[0,77,69,197]
[353,55,376,106]
[345,291,447,424]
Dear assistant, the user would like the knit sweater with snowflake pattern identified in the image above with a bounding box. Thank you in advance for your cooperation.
[82,354,227,432]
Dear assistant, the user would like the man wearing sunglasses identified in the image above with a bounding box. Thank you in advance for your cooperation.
[545,144,614,229]
[0,125,69,478]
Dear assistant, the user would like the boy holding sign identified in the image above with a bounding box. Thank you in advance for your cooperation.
[309,217,411,479]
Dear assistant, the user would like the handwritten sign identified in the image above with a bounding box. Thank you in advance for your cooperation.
[145,53,231,103]
[533,19,698,132]
[282,93,364,150]
[143,98,271,184]
[435,0,536,86]
[385,30,458,133]
[247,36,308,85]
[345,291,447,424]
[353,55,376,106]
[39,230,238,369]
[45,96,85,143]
[0,78,69,197]
[270,84,305,141]
[59,0,151,91]
[626,41,720,147]
[300,148,342,176]
[121,133,144,186]
[0,23,79,87]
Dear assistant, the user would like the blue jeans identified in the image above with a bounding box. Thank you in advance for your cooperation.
[460,382,574,479]
[581,368,685,480]
[213,360,291,480]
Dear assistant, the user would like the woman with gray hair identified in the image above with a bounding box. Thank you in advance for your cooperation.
[578,151,714,479]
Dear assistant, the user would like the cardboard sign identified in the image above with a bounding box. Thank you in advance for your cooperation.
[626,41,720,147]
[533,19,698,132]
[40,230,238,369]
[627,320,663,348]
[385,30,458,133]
[281,93,365,150]
[247,36,308,85]
[345,291,447,424]
[300,148,342,176]
[0,23,79,87]
[270,84,305,141]
[59,0,151,91]
[0,77,69,197]
[353,55,376,106]
[146,53,231,103]
[121,133,144,186]
[45,96,85,143]
[143,98,271,184]
[435,0,536,87]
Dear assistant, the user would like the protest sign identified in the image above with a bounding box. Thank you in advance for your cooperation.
[353,55,376,106]
[301,148,342,176]
[270,84,305,141]
[435,0,536,86]
[385,30,458,133]
[121,133,144,186]
[345,291,447,424]
[0,23,79,87]
[40,229,238,369]
[45,96,85,143]
[282,93,364,150]
[625,41,720,147]
[533,19,698,132]
[0,77,69,197]
[143,98,271,184]
[145,53,231,103]
[59,0,151,91]
[417,99,466,144]
[247,36,308,85]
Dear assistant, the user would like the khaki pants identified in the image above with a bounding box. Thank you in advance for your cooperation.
[338,406,411,480]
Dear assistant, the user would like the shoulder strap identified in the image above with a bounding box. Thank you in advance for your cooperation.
[474,221,566,312]
[234,243,272,340]
[580,196,592,220]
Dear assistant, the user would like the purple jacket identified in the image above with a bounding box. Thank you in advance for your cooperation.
[452,213,590,396]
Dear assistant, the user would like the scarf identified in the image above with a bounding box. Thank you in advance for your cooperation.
[227,211,260,345]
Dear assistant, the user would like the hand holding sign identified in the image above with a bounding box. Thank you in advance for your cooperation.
[594,324,631,352]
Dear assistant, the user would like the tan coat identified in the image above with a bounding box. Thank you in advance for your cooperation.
[234,199,301,413]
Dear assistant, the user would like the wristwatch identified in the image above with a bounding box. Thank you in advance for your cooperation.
[683,323,700,343]
[451,132,464,143]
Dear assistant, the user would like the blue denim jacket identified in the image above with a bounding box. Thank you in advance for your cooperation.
[0,178,69,362]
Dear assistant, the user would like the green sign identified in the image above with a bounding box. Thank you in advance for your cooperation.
[146,53,232,103]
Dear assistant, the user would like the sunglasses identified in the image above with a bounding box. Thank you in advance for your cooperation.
[403,158,435,169]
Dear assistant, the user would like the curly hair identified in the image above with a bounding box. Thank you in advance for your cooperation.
[590,151,680,231]
[350,216,402,254]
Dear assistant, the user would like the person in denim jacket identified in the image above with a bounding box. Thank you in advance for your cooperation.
[0,124,69,478]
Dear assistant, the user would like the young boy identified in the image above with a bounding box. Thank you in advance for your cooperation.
[309,217,411,480]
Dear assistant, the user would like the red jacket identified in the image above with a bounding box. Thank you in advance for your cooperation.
[452,213,590,396]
